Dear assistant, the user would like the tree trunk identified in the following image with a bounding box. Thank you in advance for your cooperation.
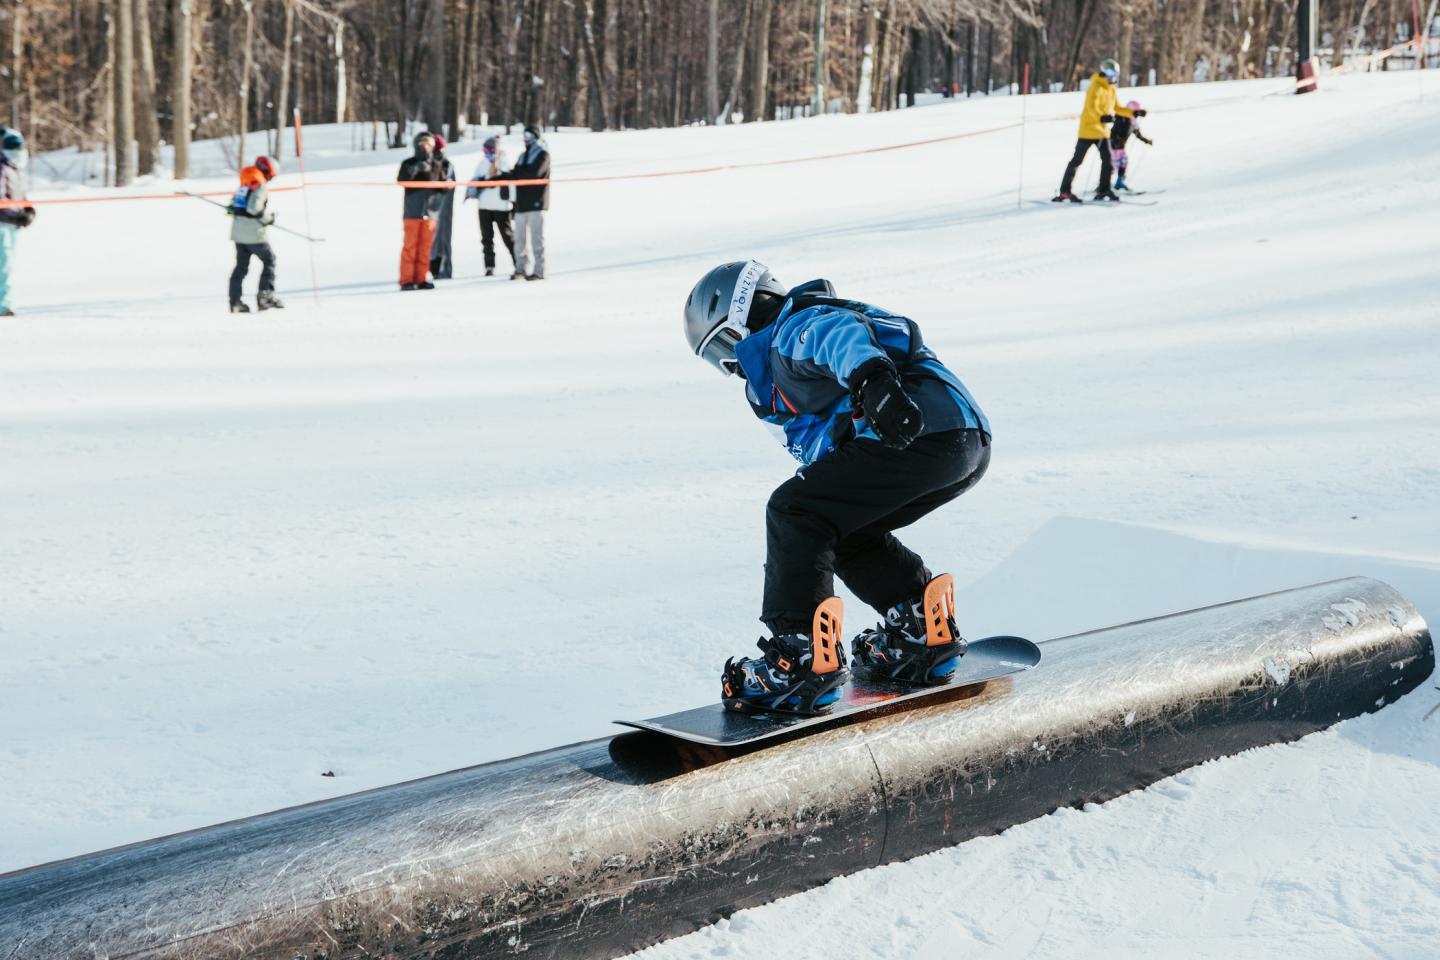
[1119,8,1135,80]
[275,0,293,160]
[749,0,772,121]
[115,0,136,185]
[426,0,446,132]
[1065,0,1098,90]
[169,0,190,176]
[722,0,752,121]
[133,0,161,175]
[579,1,611,128]
[705,0,719,120]
[239,0,254,163]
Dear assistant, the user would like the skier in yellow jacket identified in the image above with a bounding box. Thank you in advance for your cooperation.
[1053,58,1147,203]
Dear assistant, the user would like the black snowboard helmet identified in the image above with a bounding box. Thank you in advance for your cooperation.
[684,260,789,376]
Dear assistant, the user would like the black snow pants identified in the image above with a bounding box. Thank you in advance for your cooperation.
[762,428,990,634]
[229,242,276,304]
[479,210,516,271]
[1059,137,1113,195]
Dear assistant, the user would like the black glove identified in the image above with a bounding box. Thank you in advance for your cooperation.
[1139,135,1154,146]
[16,205,35,228]
[853,360,924,450]
[1132,108,1147,117]
[1099,114,1115,123]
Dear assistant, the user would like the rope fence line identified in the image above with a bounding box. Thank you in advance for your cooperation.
[2,65,1418,210]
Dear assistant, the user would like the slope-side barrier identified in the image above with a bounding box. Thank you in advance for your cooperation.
[0,576,1430,959]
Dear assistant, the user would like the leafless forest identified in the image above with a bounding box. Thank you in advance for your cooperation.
[2,0,1432,182]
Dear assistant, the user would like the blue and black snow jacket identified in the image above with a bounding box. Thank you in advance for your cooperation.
[732,280,990,466]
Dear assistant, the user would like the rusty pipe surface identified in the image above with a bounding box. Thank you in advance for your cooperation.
[0,577,1431,959]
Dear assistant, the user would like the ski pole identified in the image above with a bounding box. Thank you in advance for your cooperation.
[177,190,326,243]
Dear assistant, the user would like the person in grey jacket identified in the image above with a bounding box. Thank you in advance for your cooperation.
[509,125,550,281]
[228,155,283,313]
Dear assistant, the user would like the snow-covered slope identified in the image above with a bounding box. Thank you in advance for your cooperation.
[3,70,1439,956]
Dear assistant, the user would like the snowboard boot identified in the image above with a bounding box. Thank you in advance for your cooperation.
[229,301,251,314]
[851,574,967,685]
[722,597,849,715]
[1093,189,1121,202]
[1052,191,1083,203]
[257,290,285,311]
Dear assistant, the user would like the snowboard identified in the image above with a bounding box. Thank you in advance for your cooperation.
[615,635,1040,747]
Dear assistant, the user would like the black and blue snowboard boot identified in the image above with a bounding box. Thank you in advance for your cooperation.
[851,574,967,685]
[722,597,849,715]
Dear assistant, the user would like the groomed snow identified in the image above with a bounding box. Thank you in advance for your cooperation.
[3,69,1438,957]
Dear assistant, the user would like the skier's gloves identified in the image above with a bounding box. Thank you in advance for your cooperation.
[1132,108,1148,116]
[1099,114,1115,123]
[853,360,924,450]
[16,205,36,228]
[1140,136,1154,145]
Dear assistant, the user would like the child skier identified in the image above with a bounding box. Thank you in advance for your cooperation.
[1053,58,1146,203]
[228,155,284,313]
[683,261,992,714]
[1110,101,1153,192]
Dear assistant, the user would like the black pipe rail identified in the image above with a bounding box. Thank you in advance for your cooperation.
[0,576,1430,959]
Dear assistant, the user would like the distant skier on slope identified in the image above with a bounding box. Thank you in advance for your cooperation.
[1053,58,1147,203]
[228,155,284,313]
[1110,101,1153,193]
[0,128,37,318]
[683,261,992,714]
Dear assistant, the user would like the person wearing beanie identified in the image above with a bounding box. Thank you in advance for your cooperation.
[0,128,36,316]
[397,130,445,290]
[227,154,283,313]
[463,135,518,278]
[508,124,550,281]
[428,133,458,280]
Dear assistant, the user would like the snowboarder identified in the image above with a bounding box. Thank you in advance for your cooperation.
[509,125,549,281]
[228,154,284,313]
[1053,58,1146,203]
[428,134,457,280]
[683,261,993,714]
[1110,101,1153,192]
[0,128,36,317]
[397,131,444,290]
[463,135,518,278]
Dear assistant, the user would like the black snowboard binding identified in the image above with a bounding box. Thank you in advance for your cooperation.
[722,597,849,715]
[851,574,967,685]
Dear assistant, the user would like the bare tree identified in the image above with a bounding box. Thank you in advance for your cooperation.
[116,0,136,184]
[172,0,192,177]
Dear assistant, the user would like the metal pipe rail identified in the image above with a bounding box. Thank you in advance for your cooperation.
[0,577,1430,959]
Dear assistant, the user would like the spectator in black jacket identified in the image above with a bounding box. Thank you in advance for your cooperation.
[509,125,550,281]
[397,131,444,290]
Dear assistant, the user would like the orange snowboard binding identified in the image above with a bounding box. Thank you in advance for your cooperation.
[851,573,967,684]
[722,597,850,715]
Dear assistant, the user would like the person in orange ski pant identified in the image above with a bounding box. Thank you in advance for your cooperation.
[400,218,438,288]
[396,131,443,290]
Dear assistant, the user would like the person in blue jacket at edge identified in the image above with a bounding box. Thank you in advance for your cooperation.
[683,260,992,715]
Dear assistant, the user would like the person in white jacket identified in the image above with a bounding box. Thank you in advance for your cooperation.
[463,136,517,278]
